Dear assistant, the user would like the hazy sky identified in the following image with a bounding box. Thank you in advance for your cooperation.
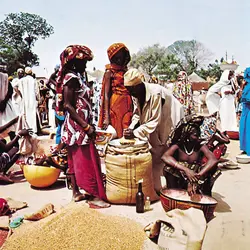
[1,0,249,76]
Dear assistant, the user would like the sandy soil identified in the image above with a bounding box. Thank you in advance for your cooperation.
[1,139,249,250]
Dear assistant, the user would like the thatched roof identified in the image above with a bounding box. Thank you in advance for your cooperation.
[189,72,206,83]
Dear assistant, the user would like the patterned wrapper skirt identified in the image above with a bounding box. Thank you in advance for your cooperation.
[163,161,221,188]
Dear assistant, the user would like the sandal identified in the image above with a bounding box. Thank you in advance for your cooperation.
[73,193,90,203]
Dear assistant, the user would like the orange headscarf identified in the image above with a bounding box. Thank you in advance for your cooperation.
[107,43,129,61]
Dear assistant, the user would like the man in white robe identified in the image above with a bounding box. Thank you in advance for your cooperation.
[0,65,17,137]
[206,70,238,131]
[123,68,184,192]
[18,67,38,133]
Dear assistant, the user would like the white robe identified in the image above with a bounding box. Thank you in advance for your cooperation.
[18,75,38,133]
[129,83,184,191]
[206,70,230,114]
[11,78,23,116]
[0,72,17,136]
[219,83,238,132]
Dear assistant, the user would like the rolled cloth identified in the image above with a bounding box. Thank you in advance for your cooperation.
[124,68,143,87]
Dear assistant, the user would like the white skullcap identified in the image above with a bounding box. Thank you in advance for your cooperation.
[124,68,143,87]
[25,67,32,74]
[17,68,24,73]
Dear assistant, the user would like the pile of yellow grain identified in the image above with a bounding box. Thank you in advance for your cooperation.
[3,203,146,250]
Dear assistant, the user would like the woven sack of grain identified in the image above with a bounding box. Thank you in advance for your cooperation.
[105,140,158,204]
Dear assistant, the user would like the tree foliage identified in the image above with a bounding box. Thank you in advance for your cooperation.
[167,40,213,74]
[154,54,182,81]
[197,59,223,83]
[129,44,167,75]
[0,12,54,74]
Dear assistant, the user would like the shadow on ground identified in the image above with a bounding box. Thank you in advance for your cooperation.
[213,192,231,213]
[30,179,66,191]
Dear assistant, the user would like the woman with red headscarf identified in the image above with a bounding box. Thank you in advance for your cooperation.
[58,45,110,208]
[98,43,133,138]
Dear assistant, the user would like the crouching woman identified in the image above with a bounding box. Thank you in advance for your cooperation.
[161,116,220,196]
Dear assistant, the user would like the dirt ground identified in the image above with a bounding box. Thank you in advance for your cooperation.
[1,139,249,250]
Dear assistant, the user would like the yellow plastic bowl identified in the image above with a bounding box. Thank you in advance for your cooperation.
[23,165,61,188]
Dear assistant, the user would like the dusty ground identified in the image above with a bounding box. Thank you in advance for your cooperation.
[1,139,249,250]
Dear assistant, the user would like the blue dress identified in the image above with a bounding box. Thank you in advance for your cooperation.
[240,83,250,155]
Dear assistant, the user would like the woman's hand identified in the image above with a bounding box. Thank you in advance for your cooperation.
[86,125,96,139]
[18,128,33,137]
[184,169,198,183]
[102,116,110,130]
[187,183,197,196]
[123,128,135,139]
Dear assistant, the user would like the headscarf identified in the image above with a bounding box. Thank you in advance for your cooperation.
[177,71,188,81]
[124,68,143,87]
[8,76,13,82]
[60,45,93,67]
[57,45,93,81]
[107,43,130,66]
[167,114,204,147]
[241,67,250,103]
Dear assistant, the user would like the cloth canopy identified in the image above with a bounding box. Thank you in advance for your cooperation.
[189,72,206,83]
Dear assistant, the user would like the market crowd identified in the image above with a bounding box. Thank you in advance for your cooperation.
[0,43,249,208]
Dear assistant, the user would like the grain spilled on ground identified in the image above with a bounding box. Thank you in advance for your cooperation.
[3,202,146,250]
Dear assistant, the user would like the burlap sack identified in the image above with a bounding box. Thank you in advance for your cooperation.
[146,208,207,250]
[0,216,9,230]
[105,142,158,204]
[18,136,54,157]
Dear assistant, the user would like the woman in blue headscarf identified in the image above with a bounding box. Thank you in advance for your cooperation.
[240,67,250,155]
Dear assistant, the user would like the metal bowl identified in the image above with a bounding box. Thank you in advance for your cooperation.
[160,188,217,222]
[220,64,238,71]
[236,154,250,164]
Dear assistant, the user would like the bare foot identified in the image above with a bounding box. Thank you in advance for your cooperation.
[0,174,14,184]
[88,197,110,209]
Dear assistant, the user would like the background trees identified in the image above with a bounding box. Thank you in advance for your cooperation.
[130,40,218,82]
[129,44,167,76]
[0,12,54,74]
[167,40,213,75]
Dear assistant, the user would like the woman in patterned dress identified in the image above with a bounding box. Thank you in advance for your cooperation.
[173,71,194,116]
[58,45,110,208]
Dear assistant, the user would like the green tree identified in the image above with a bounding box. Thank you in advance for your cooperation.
[129,44,167,75]
[154,54,182,81]
[0,12,54,74]
[197,58,223,83]
[167,40,213,74]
